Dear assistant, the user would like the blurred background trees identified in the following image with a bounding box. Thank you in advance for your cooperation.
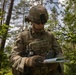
[0,0,76,75]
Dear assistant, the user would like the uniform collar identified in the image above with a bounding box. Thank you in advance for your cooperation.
[31,28,45,34]
[29,28,45,39]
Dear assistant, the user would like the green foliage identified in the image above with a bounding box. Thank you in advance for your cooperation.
[5,71,12,75]
[0,2,13,74]
[63,44,76,75]
[0,51,11,75]
[46,1,76,75]
[62,0,76,75]
[0,24,9,37]
[0,69,12,75]
[0,0,76,75]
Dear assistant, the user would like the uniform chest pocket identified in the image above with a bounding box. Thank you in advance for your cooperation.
[28,39,52,55]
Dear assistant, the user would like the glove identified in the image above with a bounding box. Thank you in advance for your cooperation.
[25,55,44,67]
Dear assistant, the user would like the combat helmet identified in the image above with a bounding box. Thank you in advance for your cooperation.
[25,4,48,24]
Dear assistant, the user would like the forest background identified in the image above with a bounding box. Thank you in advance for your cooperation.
[0,0,76,75]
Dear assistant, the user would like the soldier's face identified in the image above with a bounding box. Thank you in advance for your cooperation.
[32,22,44,32]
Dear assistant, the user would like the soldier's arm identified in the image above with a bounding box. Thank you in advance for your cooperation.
[9,33,27,73]
[52,34,64,74]
[51,34,63,57]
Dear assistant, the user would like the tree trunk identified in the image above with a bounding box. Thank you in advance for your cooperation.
[0,0,14,69]
[0,0,6,25]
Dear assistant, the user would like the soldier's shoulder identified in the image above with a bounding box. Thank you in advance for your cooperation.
[45,30,54,37]
[21,29,29,36]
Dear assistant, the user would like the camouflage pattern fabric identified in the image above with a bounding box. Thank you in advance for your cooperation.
[26,4,48,24]
[10,28,64,75]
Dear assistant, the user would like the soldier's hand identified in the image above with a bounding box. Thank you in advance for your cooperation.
[25,55,44,67]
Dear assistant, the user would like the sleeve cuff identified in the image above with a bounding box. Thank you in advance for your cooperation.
[18,57,27,72]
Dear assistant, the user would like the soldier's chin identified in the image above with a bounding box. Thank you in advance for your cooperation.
[34,28,44,32]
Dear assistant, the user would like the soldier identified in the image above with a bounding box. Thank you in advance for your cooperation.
[10,4,64,75]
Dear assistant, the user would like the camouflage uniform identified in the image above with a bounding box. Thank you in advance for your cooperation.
[10,28,64,75]
[10,4,64,75]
